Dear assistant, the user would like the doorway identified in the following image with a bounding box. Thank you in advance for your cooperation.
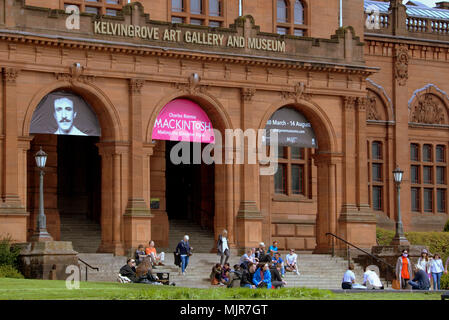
[58,135,101,252]
[165,141,215,231]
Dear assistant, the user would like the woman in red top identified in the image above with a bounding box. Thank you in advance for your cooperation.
[395,249,413,289]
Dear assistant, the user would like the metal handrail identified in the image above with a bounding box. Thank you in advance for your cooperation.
[78,258,99,282]
[326,232,395,287]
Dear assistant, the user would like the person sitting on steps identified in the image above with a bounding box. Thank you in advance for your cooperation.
[240,262,256,289]
[134,245,147,266]
[145,240,165,266]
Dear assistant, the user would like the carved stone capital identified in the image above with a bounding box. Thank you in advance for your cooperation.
[3,68,19,83]
[241,87,256,102]
[356,97,367,111]
[343,96,357,110]
[129,79,145,94]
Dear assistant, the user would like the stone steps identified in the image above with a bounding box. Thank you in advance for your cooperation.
[60,214,101,253]
[76,252,374,289]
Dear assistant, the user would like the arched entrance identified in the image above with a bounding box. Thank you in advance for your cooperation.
[258,99,338,253]
[147,94,233,252]
[24,82,123,254]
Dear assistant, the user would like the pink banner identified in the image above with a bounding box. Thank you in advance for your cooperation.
[152,99,215,143]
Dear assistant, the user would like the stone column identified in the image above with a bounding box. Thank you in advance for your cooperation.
[313,153,341,253]
[123,79,152,252]
[338,96,377,250]
[235,87,263,251]
[0,68,28,242]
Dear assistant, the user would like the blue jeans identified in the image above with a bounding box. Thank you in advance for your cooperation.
[432,272,443,290]
[242,284,253,289]
[181,255,189,273]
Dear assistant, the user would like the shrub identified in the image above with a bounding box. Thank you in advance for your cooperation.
[444,219,449,232]
[0,236,21,268]
[441,273,449,290]
[376,228,449,262]
[0,265,24,279]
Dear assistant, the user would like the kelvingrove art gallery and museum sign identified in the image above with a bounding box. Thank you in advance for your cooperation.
[93,21,286,53]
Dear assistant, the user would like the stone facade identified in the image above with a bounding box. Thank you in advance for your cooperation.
[0,0,446,256]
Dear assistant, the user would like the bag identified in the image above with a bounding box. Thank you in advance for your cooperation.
[174,252,181,267]
[392,279,400,290]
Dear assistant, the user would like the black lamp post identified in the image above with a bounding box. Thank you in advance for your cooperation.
[390,166,409,245]
[30,147,53,242]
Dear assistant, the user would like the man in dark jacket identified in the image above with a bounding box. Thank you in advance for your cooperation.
[119,258,138,283]
[408,265,430,290]
[270,263,287,289]
[240,262,256,288]
[175,235,193,275]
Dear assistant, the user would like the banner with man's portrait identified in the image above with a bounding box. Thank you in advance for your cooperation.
[30,91,101,137]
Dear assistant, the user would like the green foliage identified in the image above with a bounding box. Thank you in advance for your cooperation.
[376,228,449,262]
[0,265,24,279]
[441,273,449,290]
[444,219,449,232]
[0,236,21,268]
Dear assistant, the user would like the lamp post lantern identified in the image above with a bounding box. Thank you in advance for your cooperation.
[390,166,409,245]
[30,147,53,242]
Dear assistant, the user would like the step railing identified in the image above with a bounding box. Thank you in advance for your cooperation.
[78,258,99,281]
[326,232,395,288]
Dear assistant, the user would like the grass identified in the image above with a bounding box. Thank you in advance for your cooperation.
[0,278,444,300]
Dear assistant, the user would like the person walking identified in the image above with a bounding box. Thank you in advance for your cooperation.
[395,249,413,290]
[176,235,193,275]
[217,229,230,265]
[430,253,445,290]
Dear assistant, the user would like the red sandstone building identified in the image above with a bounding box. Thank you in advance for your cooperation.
[0,0,447,255]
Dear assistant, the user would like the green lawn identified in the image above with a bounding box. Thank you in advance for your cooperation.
[0,278,443,300]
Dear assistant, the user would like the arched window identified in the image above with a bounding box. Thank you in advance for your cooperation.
[172,0,184,12]
[294,0,304,25]
[277,0,288,23]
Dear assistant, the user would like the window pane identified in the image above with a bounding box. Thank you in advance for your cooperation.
[106,0,119,4]
[437,167,445,185]
[277,27,288,35]
[172,0,184,12]
[294,29,304,36]
[372,163,382,182]
[190,19,203,25]
[437,189,446,213]
[411,187,420,211]
[172,16,184,23]
[106,9,117,16]
[372,142,382,160]
[372,186,382,211]
[274,164,287,194]
[191,0,202,14]
[411,165,419,184]
[209,21,221,27]
[436,145,445,163]
[423,144,432,162]
[294,0,304,24]
[424,188,433,212]
[277,0,287,23]
[85,6,99,14]
[209,0,221,16]
[278,146,286,159]
[410,143,419,161]
[291,147,304,160]
[291,164,304,195]
[423,166,432,184]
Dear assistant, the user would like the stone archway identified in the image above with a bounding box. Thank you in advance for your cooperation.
[258,97,339,253]
[146,90,235,249]
[23,80,125,254]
